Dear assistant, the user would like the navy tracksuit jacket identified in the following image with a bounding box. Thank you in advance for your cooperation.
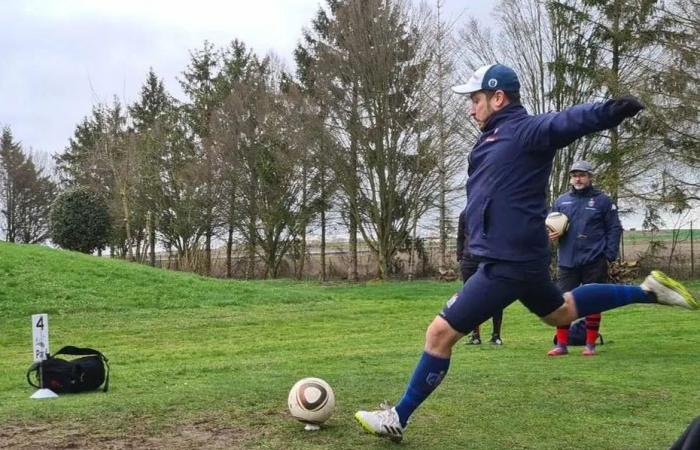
[553,186,622,269]
[465,101,629,264]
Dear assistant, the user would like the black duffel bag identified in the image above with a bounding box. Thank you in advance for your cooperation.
[27,346,110,393]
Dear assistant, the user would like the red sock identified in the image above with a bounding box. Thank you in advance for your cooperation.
[585,314,601,345]
[556,326,569,346]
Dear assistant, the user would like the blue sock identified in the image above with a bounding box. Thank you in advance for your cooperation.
[394,352,450,427]
[572,284,653,318]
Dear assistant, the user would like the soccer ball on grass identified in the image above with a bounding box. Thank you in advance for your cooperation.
[288,377,335,430]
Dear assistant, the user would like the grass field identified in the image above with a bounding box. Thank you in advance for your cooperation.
[623,229,697,243]
[1,242,699,449]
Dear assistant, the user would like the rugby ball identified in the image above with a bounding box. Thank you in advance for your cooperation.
[288,377,335,425]
[545,212,569,236]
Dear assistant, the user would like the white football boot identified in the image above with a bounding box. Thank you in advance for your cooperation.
[354,406,405,442]
[641,270,698,310]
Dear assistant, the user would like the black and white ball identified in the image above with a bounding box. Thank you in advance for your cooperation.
[288,377,335,426]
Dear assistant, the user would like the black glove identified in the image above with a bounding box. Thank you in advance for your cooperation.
[610,95,644,118]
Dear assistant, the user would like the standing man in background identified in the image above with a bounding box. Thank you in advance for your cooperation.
[457,207,504,345]
[547,161,622,356]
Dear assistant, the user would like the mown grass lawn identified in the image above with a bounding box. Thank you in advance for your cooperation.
[1,242,698,449]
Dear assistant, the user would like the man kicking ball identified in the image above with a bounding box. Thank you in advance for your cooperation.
[353,63,697,442]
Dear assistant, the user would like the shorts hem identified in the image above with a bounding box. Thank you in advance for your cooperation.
[438,312,470,334]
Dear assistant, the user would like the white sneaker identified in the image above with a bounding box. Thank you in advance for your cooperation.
[641,270,698,310]
[354,406,405,442]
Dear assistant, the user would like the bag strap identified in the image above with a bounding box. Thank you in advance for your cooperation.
[52,346,110,392]
[52,346,105,358]
[26,361,41,388]
[103,357,110,392]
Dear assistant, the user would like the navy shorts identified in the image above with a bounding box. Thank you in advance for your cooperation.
[440,259,564,333]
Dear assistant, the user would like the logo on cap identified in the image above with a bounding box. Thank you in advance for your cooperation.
[488,78,498,88]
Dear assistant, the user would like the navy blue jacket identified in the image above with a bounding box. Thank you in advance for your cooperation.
[465,101,628,262]
[553,186,622,268]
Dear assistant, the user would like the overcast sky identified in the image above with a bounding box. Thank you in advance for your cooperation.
[0,0,492,157]
[5,1,686,229]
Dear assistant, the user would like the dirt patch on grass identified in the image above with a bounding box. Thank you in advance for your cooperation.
[0,418,264,449]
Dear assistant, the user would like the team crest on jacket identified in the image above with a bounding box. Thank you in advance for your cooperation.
[588,198,595,207]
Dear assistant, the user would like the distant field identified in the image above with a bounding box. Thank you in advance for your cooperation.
[1,242,699,449]
[620,230,697,276]
[153,229,699,280]
[623,229,697,243]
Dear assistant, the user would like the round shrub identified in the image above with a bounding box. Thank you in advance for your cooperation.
[49,187,111,253]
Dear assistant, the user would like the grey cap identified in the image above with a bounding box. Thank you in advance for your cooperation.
[569,160,594,174]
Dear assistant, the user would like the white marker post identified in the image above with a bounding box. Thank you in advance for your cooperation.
[30,314,58,399]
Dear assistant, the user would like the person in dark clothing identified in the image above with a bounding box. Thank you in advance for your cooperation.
[457,208,503,345]
[670,416,700,450]
[354,63,697,443]
[547,160,623,356]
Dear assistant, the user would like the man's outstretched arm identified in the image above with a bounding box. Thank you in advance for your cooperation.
[519,96,644,151]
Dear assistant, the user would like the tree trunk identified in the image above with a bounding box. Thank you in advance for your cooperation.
[298,164,308,279]
[226,189,235,278]
[348,84,360,282]
[349,215,358,281]
[247,217,256,279]
[608,1,622,203]
[320,207,327,282]
[436,0,447,272]
[226,224,233,278]
[120,188,134,260]
[135,238,142,263]
[376,244,388,280]
[149,211,156,267]
[205,226,212,276]
[299,231,307,280]
[6,182,14,242]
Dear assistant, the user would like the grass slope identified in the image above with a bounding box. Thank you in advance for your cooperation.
[1,242,699,449]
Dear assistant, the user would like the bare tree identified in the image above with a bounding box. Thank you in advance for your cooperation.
[128,69,176,265]
[423,0,469,272]
[55,100,141,258]
[296,0,363,281]
[314,0,444,278]
[634,0,699,209]
[212,56,318,278]
[152,106,211,269]
[0,127,56,243]
[93,100,138,260]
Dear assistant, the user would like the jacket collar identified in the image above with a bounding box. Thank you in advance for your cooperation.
[570,185,600,197]
[482,103,527,132]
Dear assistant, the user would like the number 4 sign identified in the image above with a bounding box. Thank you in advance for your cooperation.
[30,313,58,399]
[32,314,49,362]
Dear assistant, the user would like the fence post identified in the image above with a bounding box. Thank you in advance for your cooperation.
[620,229,625,261]
[691,221,695,278]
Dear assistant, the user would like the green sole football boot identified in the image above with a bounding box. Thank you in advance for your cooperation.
[641,270,698,310]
